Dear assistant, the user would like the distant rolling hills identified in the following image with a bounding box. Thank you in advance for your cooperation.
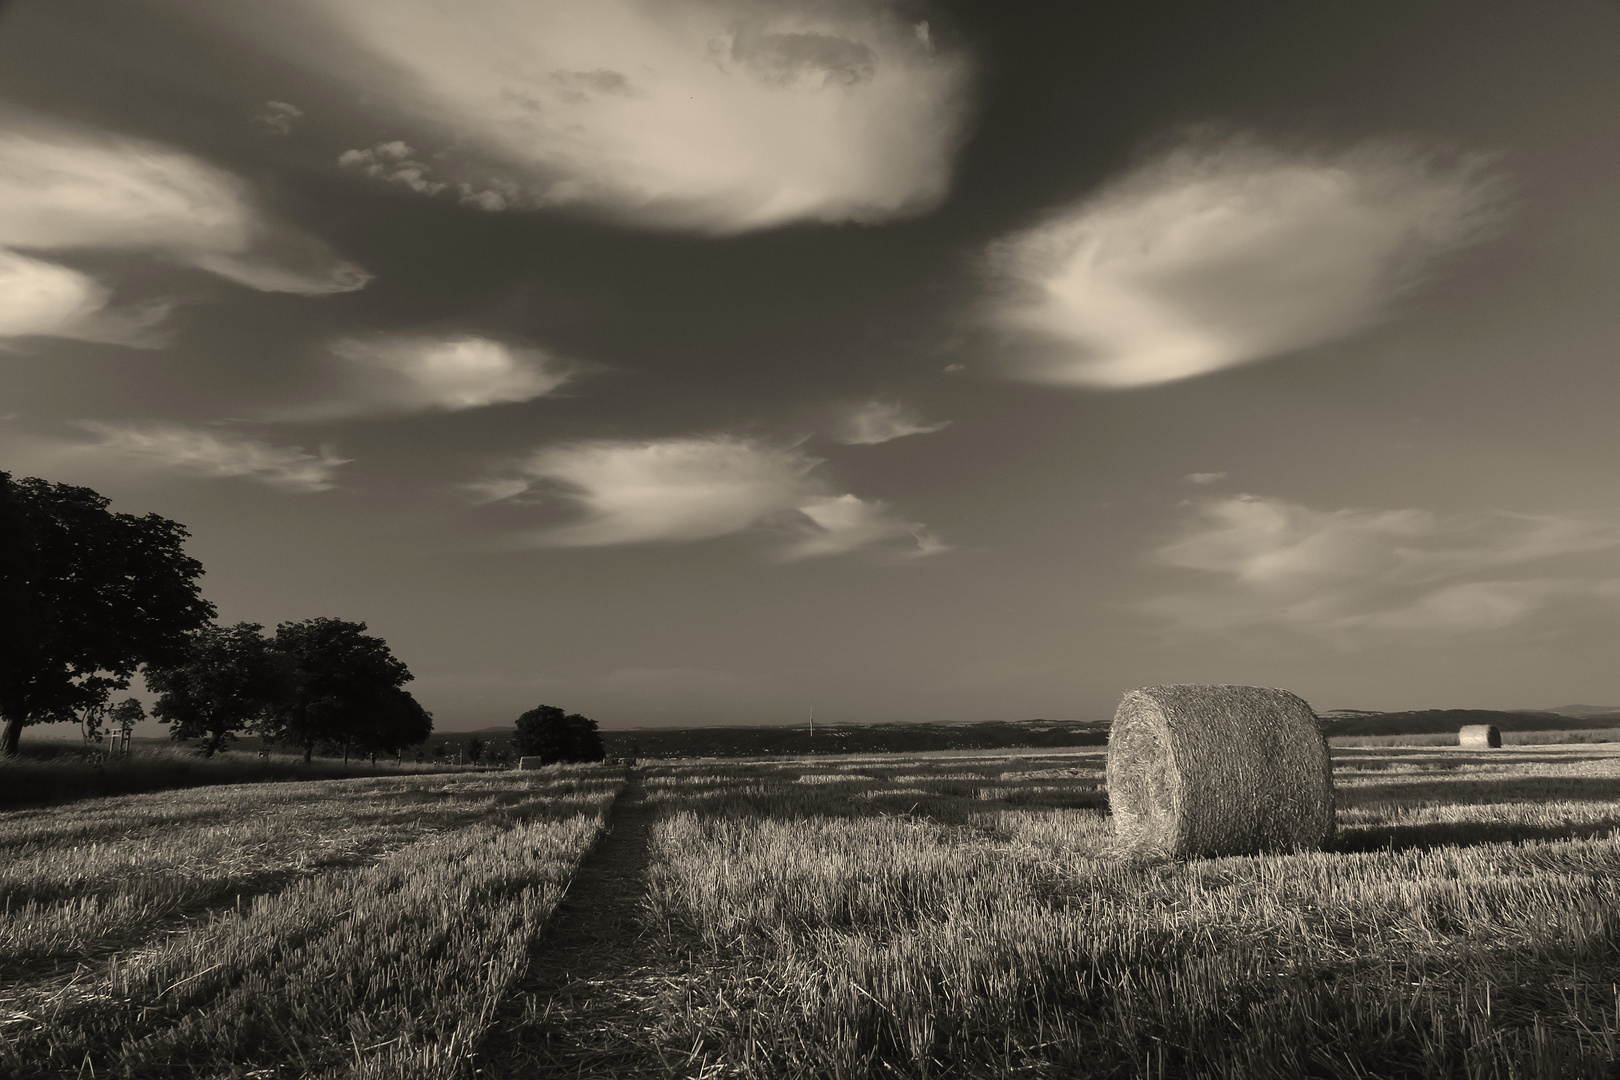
[1318,707,1620,738]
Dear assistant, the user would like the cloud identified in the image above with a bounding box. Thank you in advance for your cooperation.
[780,493,946,561]
[73,422,347,491]
[338,141,448,196]
[472,434,941,559]
[833,399,950,445]
[288,334,570,418]
[281,0,973,232]
[0,248,168,346]
[338,141,523,211]
[0,115,370,339]
[1184,472,1228,485]
[1145,494,1620,639]
[255,100,304,136]
[988,135,1503,388]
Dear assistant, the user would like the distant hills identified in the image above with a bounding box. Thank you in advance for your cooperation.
[1542,705,1620,720]
[134,704,1620,762]
[1318,707,1620,737]
[430,719,1110,759]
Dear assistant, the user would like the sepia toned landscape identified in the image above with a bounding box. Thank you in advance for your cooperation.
[5,0,1620,1075]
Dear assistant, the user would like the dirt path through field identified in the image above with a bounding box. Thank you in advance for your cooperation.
[476,773,714,1079]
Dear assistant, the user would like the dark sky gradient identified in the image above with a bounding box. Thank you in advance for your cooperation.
[3,1,1619,733]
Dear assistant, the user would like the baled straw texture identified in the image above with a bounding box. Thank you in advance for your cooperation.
[1105,684,1335,858]
[518,756,546,770]
[1458,724,1502,748]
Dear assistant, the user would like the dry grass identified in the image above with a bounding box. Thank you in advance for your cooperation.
[0,743,471,808]
[1,766,621,1079]
[636,748,1620,1078]
[12,745,1620,1077]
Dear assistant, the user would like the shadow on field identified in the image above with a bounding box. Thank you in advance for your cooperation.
[1334,818,1620,854]
[1337,776,1620,810]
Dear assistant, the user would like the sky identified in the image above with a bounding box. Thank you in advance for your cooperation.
[3,0,1620,733]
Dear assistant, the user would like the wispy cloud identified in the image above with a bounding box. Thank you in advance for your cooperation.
[1183,471,1228,485]
[255,100,304,137]
[73,422,347,491]
[287,334,571,419]
[987,135,1503,388]
[472,435,942,559]
[833,399,950,445]
[1145,494,1620,639]
[287,0,973,232]
[0,114,370,340]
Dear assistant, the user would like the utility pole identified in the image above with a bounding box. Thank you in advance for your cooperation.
[808,704,814,752]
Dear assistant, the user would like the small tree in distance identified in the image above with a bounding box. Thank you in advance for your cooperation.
[466,736,484,764]
[513,705,605,765]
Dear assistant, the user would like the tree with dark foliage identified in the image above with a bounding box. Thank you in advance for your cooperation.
[146,622,296,756]
[513,704,605,765]
[268,618,428,763]
[0,473,215,755]
[349,686,433,764]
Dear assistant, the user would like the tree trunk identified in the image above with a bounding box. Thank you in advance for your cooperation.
[370,750,376,766]
[343,744,350,765]
[1,714,21,756]
[303,740,313,764]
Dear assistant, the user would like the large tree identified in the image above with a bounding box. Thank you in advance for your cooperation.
[146,622,296,757]
[513,705,605,765]
[268,618,427,763]
[348,686,434,765]
[0,473,215,755]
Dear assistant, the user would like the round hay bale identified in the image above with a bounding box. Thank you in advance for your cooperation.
[1105,684,1335,858]
[1457,724,1501,748]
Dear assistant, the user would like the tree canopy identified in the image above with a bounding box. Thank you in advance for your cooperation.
[0,473,215,754]
[146,622,296,757]
[513,705,605,765]
[268,618,429,762]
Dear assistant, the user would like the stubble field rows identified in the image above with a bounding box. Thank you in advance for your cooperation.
[6,746,1620,1078]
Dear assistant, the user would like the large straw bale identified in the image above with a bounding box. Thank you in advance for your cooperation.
[518,756,546,770]
[1457,724,1502,748]
[1105,684,1334,858]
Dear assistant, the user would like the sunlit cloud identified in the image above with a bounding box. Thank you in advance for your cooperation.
[287,334,571,419]
[281,0,973,232]
[73,422,347,492]
[0,249,167,346]
[833,399,950,445]
[780,493,945,561]
[472,434,941,559]
[1183,471,1228,485]
[988,135,1503,388]
[1144,494,1620,639]
[0,115,370,340]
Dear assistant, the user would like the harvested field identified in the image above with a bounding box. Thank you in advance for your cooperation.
[7,745,1620,1076]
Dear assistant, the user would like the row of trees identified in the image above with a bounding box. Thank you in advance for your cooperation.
[1,472,430,759]
[147,619,431,761]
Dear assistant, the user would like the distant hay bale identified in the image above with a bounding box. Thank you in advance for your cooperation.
[1457,724,1502,748]
[1105,684,1335,859]
[517,756,546,770]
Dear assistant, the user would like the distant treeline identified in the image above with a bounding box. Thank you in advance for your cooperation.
[594,720,1108,759]
[1320,709,1619,738]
